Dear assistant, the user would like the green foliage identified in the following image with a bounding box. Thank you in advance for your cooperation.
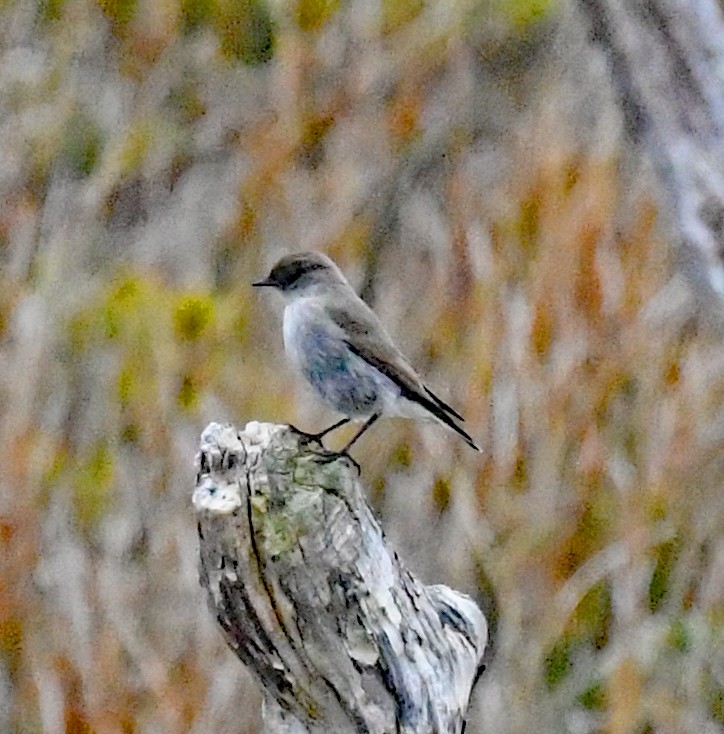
[61,112,103,178]
[38,0,66,22]
[168,82,208,125]
[117,363,135,408]
[595,372,638,429]
[181,0,214,31]
[381,0,423,34]
[73,442,115,533]
[518,194,541,257]
[510,449,528,491]
[711,683,724,727]
[102,277,144,341]
[432,476,451,513]
[298,115,336,169]
[666,618,689,653]
[173,295,215,342]
[213,0,275,64]
[544,638,572,688]
[392,441,412,468]
[0,617,23,676]
[97,0,138,36]
[554,496,616,581]
[545,582,612,692]
[649,537,682,612]
[67,272,252,446]
[578,680,606,711]
[573,581,612,649]
[115,121,154,179]
[502,0,556,27]
[177,373,198,410]
[295,0,340,31]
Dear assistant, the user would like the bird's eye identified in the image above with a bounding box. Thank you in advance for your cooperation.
[274,261,325,288]
[275,264,304,287]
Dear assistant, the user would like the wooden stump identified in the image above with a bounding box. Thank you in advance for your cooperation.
[193,422,487,734]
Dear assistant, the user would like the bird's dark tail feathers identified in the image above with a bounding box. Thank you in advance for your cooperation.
[423,385,465,421]
[430,403,480,451]
[418,387,480,451]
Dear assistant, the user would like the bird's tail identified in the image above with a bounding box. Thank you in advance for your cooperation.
[418,387,480,451]
[433,409,480,451]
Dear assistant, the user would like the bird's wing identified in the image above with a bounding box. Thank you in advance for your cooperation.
[326,298,465,422]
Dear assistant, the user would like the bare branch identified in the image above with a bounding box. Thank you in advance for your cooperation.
[575,0,724,300]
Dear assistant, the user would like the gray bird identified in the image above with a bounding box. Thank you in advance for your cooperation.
[253,252,479,454]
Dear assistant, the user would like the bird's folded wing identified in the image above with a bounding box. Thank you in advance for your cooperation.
[327,303,465,423]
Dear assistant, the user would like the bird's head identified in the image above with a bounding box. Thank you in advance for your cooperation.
[253,252,349,298]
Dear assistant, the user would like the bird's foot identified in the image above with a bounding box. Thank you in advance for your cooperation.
[290,418,351,446]
[287,422,361,473]
[288,424,327,447]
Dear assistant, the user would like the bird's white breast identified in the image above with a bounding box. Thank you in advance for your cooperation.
[283,297,323,368]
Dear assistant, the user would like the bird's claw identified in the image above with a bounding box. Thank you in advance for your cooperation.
[288,424,327,447]
[287,425,361,473]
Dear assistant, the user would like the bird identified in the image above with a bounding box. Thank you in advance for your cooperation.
[252,252,479,456]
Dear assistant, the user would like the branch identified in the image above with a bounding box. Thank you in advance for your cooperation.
[575,0,724,300]
[193,422,487,734]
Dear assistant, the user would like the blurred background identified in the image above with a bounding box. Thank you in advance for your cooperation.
[1,0,723,732]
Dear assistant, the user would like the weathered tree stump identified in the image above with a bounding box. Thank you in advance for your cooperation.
[193,422,487,734]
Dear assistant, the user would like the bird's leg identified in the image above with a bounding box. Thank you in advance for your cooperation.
[341,413,380,453]
[336,414,381,474]
[290,418,350,446]
[309,414,381,475]
[315,418,351,441]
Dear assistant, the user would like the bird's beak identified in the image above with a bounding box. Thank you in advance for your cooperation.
[252,277,277,288]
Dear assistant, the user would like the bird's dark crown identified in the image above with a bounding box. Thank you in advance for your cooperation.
[261,252,333,291]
